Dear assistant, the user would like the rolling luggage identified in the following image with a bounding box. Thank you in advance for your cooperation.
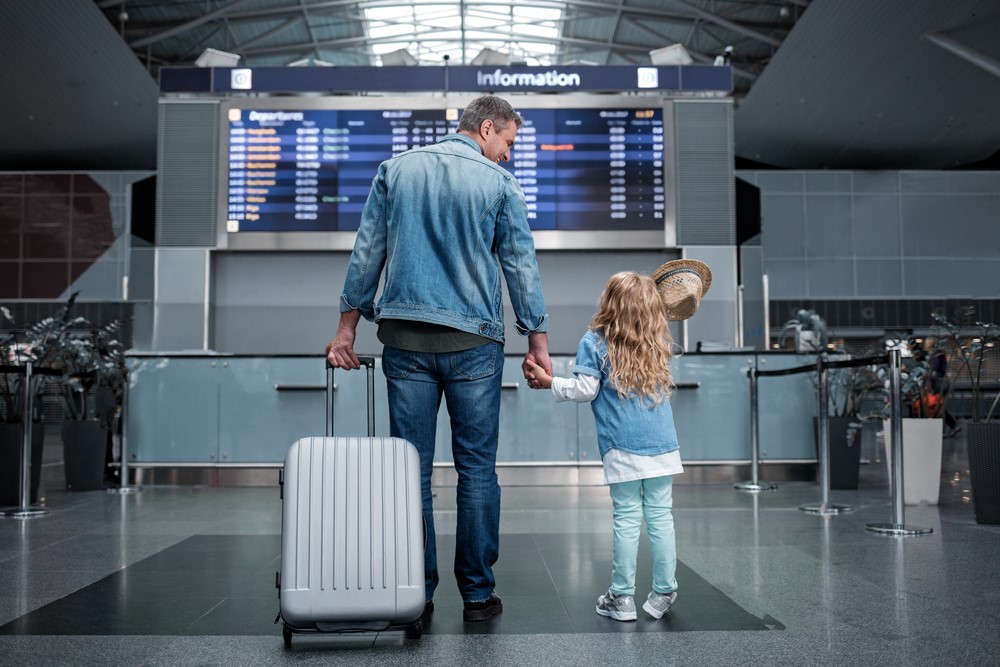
[277,356,425,646]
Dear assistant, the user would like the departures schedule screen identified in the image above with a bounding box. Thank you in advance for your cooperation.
[224,107,665,234]
[225,108,451,233]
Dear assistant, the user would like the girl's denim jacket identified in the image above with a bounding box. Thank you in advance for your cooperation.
[340,133,547,342]
[574,330,680,458]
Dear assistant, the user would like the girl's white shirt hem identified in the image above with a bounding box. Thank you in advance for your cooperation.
[550,375,684,485]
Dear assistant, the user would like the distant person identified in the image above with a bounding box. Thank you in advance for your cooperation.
[910,341,959,435]
[527,263,710,622]
[327,94,550,623]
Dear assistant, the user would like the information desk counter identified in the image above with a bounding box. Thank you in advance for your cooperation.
[125,352,818,477]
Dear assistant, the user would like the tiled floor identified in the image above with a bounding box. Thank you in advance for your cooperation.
[1,430,999,666]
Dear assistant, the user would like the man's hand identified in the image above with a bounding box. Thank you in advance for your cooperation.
[326,310,361,370]
[522,332,551,390]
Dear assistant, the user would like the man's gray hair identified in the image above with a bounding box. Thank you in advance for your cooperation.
[458,95,524,133]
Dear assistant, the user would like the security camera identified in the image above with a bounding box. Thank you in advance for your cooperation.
[714,46,733,66]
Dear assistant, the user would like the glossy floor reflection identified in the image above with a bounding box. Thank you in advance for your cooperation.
[1,431,998,665]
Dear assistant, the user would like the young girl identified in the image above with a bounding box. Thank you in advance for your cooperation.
[526,271,682,622]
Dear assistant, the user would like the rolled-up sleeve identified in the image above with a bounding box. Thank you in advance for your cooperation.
[340,165,389,321]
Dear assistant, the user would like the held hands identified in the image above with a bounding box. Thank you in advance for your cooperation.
[524,360,553,390]
[523,332,551,390]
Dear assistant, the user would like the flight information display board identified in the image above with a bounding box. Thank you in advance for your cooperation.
[510,108,665,231]
[223,106,665,234]
[225,108,451,233]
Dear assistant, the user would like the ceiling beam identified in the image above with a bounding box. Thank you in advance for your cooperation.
[234,16,303,51]
[242,30,656,57]
[620,15,757,81]
[924,32,1000,80]
[129,0,252,48]
[112,0,793,36]
[669,0,782,47]
[221,0,692,24]
[178,25,225,62]
[604,0,627,65]
[299,0,321,60]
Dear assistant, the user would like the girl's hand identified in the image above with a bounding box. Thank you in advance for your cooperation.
[525,360,553,389]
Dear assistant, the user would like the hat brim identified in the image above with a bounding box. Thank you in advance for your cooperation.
[650,259,713,321]
[650,259,712,296]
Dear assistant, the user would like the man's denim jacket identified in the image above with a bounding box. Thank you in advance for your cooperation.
[340,133,548,343]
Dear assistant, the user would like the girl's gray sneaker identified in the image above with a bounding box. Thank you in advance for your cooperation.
[643,591,677,619]
[596,589,637,621]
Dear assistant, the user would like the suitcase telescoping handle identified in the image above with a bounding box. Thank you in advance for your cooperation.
[326,356,376,437]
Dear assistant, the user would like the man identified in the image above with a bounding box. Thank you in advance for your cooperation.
[327,95,550,622]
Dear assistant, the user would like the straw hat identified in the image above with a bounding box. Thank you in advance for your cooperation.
[650,259,712,321]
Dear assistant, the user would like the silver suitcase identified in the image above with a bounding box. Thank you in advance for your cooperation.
[277,356,425,646]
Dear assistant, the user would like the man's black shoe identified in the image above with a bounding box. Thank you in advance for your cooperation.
[463,593,503,622]
[420,601,434,623]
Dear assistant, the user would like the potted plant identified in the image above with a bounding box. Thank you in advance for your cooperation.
[29,295,125,491]
[1,304,62,504]
[1,306,25,423]
[3,293,126,494]
[812,351,882,489]
[931,308,1000,523]
[876,334,945,505]
[58,319,125,491]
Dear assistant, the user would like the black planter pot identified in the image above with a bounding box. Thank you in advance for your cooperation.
[0,422,45,506]
[967,421,1000,525]
[62,421,109,492]
[813,416,862,490]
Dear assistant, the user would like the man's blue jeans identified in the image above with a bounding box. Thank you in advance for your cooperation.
[381,342,503,604]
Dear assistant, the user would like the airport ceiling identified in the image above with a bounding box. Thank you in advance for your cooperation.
[2,0,999,171]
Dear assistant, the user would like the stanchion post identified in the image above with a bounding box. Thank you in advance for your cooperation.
[889,347,905,525]
[3,361,49,519]
[109,363,141,495]
[18,360,33,509]
[801,355,853,515]
[18,361,32,510]
[817,356,831,506]
[736,358,776,492]
[866,348,931,536]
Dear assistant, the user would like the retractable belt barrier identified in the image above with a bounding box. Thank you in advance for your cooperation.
[740,351,932,536]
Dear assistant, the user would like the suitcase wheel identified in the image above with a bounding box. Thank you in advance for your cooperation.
[404,620,422,639]
[282,624,293,648]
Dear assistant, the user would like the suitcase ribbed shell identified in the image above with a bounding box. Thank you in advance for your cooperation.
[280,435,424,627]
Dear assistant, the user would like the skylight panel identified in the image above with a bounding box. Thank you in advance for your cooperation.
[364,1,563,66]
[366,6,414,21]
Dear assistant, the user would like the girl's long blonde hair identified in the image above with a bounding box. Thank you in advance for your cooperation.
[590,271,674,405]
